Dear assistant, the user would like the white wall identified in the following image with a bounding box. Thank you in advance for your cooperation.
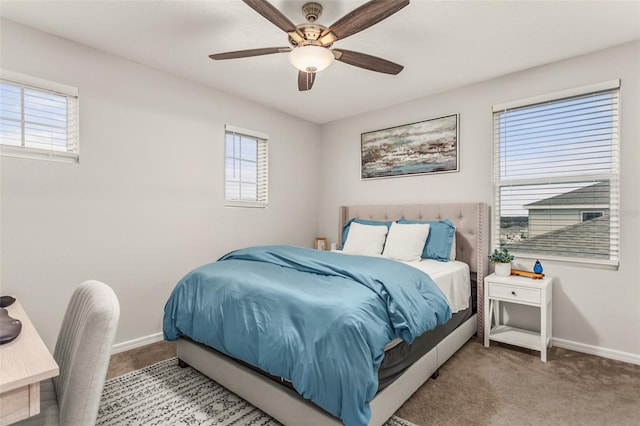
[318,41,640,361]
[0,20,321,350]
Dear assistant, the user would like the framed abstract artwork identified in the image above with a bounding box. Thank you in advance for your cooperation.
[361,114,459,179]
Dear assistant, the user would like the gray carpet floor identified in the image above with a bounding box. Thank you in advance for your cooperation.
[396,338,640,425]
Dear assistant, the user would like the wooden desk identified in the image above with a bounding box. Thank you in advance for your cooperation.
[0,299,59,425]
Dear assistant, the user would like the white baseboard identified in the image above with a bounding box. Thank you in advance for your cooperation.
[552,337,640,366]
[112,332,165,354]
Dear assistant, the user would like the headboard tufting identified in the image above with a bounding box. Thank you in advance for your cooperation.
[339,202,490,338]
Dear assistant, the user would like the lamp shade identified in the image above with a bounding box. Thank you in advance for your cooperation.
[288,45,334,73]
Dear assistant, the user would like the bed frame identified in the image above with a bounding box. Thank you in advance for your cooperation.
[177,202,489,425]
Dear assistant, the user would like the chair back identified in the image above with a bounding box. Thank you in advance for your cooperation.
[53,280,120,425]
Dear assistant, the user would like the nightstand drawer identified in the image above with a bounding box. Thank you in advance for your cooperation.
[489,283,540,304]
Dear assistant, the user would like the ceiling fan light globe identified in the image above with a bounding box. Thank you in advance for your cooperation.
[288,45,334,73]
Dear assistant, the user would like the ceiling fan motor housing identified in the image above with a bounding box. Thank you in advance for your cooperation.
[289,24,328,47]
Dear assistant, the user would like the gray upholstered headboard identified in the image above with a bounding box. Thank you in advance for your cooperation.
[339,202,490,338]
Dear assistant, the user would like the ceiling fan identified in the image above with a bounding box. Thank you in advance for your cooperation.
[209,0,409,91]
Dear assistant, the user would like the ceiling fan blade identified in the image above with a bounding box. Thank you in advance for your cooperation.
[333,49,404,75]
[242,0,297,33]
[209,47,289,60]
[321,0,409,43]
[298,71,316,91]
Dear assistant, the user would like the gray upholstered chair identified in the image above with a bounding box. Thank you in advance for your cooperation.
[17,280,120,426]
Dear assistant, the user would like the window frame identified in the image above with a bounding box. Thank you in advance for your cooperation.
[0,69,79,163]
[224,124,269,208]
[492,80,620,267]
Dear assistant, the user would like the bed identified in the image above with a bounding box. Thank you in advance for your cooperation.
[165,202,489,426]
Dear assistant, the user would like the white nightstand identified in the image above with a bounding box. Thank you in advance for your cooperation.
[483,273,553,361]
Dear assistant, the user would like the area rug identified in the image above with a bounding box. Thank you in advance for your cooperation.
[97,357,417,426]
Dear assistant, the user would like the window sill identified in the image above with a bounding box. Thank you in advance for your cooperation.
[225,201,268,209]
[1,145,78,163]
[511,253,619,271]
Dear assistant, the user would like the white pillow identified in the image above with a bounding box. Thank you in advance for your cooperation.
[449,232,457,261]
[382,222,431,262]
[342,222,388,256]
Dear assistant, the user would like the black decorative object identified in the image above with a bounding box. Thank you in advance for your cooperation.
[0,295,16,308]
[0,307,22,344]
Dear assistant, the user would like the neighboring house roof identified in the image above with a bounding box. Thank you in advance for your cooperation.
[507,214,610,259]
[525,181,609,208]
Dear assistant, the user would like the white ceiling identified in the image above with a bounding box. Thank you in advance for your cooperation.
[2,0,639,124]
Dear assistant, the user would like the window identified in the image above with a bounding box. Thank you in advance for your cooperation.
[224,125,268,208]
[0,69,79,162]
[582,211,604,222]
[493,80,620,266]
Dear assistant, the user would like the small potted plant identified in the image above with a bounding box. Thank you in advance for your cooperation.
[489,248,514,277]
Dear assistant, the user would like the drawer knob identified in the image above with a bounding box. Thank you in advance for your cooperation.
[511,291,516,296]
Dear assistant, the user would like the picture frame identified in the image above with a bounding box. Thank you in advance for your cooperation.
[314,237,328,251]
[361,114,459,180]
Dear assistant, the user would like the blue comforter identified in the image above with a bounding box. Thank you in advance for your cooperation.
[163,245,451,426]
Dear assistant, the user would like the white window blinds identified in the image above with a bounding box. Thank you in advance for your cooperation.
[224,125,269,208]
[0,70,79,162]
[492,80,620,266]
